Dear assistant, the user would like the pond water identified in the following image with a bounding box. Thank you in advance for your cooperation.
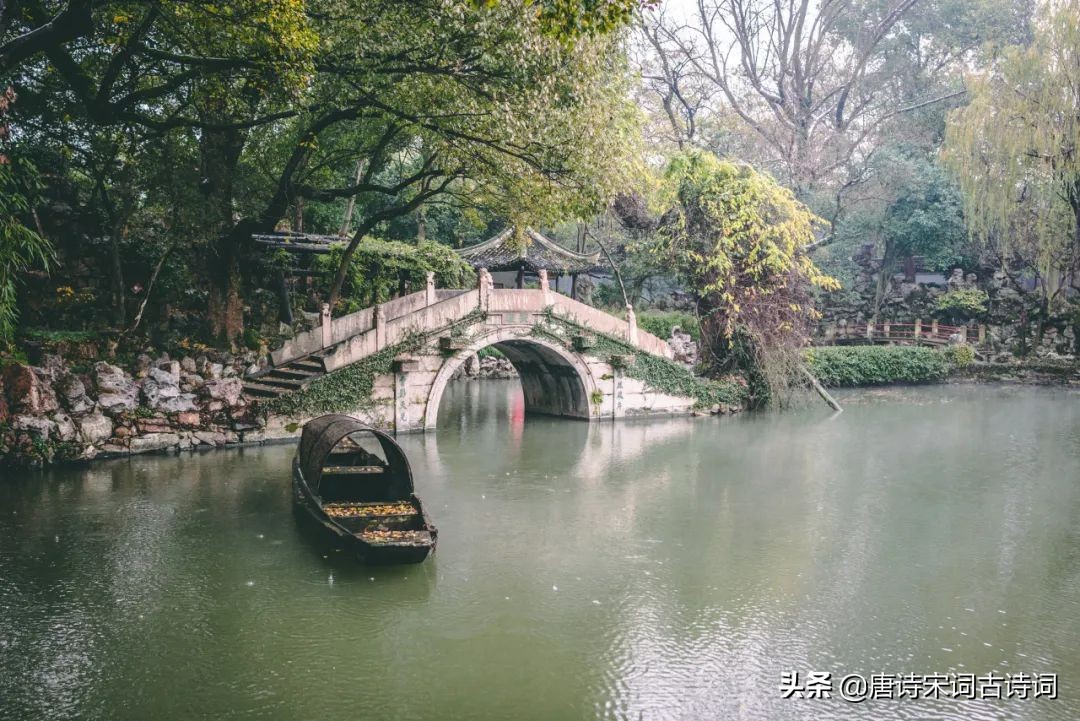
[2,382,1079,721]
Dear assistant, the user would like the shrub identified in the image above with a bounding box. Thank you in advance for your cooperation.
[943,343,975,368]
[934,288,988,323]
[635,310,700,342]
[805,345,950,387]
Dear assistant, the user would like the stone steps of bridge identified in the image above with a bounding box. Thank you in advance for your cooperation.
[242,351,332,401]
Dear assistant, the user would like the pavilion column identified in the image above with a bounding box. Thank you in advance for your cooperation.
[516,263,524,289]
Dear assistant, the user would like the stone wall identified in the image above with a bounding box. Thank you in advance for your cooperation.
[0,352,270,466]
[818,252,1078,360]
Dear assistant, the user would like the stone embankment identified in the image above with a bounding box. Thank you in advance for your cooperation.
[450,354,519,381]
[0,352,266,466]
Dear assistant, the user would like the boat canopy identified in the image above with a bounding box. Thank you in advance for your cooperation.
[297,414,414,498]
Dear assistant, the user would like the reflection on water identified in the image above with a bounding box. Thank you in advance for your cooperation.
[2,381,1079,720]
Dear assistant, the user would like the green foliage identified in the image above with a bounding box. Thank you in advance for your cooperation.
[635,310,700,342]
[242,327,263,351]
[23,328,98,344]
[943,343,975,368]
[265,335,423,418]
[315,238,475,313]
[511,0,650,41]
[0,152,54,343]
[805,346,951,387]
[643,152,837,404]
[934,289,988,323]
[477,346,506,360]
[943,0,1080,264]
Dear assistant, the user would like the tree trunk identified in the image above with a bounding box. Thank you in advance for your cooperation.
[292,196,304,234]
[200,126,246,348]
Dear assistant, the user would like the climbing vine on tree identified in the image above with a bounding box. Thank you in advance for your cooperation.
[644,152,838,405]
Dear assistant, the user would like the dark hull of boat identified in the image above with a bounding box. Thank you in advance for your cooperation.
[291,458,436,565]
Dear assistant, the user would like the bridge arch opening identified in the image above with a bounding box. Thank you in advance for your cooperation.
[425,329,597,430]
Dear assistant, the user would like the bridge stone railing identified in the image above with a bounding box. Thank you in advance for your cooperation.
[270,273,470,366]
[269,269,672,369]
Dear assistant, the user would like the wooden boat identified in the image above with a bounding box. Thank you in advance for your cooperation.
[292,414,437,564]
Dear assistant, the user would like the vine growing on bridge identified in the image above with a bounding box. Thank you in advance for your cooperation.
[262,309,487,418]
[535,310,747,408]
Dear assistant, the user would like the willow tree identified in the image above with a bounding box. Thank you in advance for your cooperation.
[649,152,838,404]
[943,0,1080,289]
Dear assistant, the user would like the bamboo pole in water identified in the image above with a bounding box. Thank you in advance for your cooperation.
[801,366,842,413]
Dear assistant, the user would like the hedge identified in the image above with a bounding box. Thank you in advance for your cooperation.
[635,310,700,342]
[805,345,951,387]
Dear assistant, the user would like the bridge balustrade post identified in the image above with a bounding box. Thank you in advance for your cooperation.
[374,304,386,350]
[883,322,891,338]
[960,326,968,343]
[538,269,552,304]
[866,321,873,340]
[978,324,986,345]
[478,268,491,311]
[626,304,638,345]
[321,303,332,348]
[914,319,922,338]
[425,271,435,306]
[931,319,939,337]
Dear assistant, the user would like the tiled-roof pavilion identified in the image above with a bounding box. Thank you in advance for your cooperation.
[456,227,600,288]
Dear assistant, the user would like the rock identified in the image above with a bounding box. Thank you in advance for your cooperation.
[464,353,480,377]
[207,363,224,380]
[202,378,243,407]
[245,363,260,377]
[38,353,66,381]
[175,411,201,427]
[178,433,193,450]
[76,411,114,444]
[52,412,78,442]
[193,430,227,447]
[13,414,57,438]
[2,363,59,415]
[134,353,153,379]
[180,357,197,374]
[56,374,94,414]
[94,362,138,412]
[156,360,181,383]
[668,328,699,368]
[136,417,172,434]
[12,414,56,436]
[129,433,180,454]
[141,367,198,412]
[113,425,133,438]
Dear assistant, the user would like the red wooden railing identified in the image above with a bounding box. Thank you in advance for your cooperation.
[822,319,987,346]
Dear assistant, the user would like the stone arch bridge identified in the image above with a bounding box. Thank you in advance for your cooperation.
[245,270,697,433]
